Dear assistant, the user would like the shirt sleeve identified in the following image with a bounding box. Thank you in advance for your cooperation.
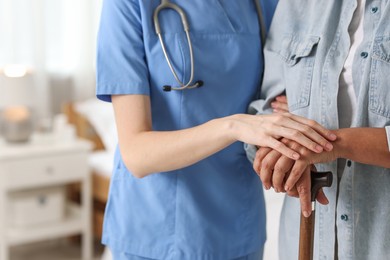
[386,126,390,152]
[96,0,150,102]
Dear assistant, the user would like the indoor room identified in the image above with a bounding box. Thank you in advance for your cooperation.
[0,1,284,259]
[0,0,114,259]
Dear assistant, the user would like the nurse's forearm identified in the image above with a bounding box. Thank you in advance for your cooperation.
[112,94,241,178]
[334,128,390,168]
[120,115,334,178]
[119,118,237,178]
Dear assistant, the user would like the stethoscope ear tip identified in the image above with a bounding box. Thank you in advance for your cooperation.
[195,80,204,88]
[162,81,204,92]
[163,85,172,92]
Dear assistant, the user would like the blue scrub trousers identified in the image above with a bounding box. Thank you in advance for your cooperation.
[111,249,263,260]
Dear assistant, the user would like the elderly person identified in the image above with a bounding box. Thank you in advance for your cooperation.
[247,0,390,259]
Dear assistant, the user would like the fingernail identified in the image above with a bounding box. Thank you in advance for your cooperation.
[293,153,300,159]
[303,211,311,218]
[329,133,337,140]
[325,143,333,151]
[274,188,279,193]
[264,185,270,190]
[284,185,289,191]
[315,145,323,152]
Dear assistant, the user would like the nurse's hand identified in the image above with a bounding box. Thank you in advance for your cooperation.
[234,113,337,160]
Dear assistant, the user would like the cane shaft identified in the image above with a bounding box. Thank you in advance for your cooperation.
[298,210,315,260]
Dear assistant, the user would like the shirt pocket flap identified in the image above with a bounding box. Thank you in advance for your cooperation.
[372,40,390,64]
[279,35,320,66]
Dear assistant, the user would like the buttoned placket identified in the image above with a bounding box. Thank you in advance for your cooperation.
[337,1,385,259]
[316,0,359,256]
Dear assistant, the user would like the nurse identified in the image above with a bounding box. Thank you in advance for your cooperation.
[96,1,336,259]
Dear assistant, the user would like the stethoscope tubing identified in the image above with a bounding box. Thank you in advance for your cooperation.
[153,0,190,34]
[153,0,265,91]
[154,0,199,90]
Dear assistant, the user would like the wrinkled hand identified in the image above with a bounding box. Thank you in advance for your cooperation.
[271,95,289,113]
[278,138,337,189]
[253,138,337,216]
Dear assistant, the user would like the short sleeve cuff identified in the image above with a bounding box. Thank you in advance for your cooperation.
[386,126,390,152]
[96,83,150,102]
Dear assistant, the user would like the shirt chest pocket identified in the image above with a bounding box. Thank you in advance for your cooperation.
[369,38,390,119]
[278,35,320,111]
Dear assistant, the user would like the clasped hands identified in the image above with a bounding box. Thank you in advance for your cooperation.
[254,96,338,217]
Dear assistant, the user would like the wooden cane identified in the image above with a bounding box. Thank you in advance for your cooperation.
[298,171,333,260]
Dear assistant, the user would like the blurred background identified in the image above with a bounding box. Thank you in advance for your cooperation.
[0,0,100,117]
[0,0,284,259]
[0,0,112,259]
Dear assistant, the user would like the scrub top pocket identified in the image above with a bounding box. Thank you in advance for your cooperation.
[369,37,390,119]
[278,35,320,112]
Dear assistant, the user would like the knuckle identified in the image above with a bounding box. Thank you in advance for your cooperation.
[291,130,301,138]
[290,142,301,150]
[274,142,284,150]
[302,125,313,134]
[261,161,271,171]
[281,138,289,145]
[307,119,317,127]
[290,168,303,179]
[274,164,286,175]
[274,165,285,173]
[297,185,309,195]
[258,148,271,157]
[300,148,311,157]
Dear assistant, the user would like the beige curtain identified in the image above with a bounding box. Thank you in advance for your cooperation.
[0,0,102,118]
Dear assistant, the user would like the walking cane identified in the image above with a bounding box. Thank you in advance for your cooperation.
[298,171,333,260]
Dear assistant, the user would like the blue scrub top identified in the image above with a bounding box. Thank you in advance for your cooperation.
[96,0,277,259]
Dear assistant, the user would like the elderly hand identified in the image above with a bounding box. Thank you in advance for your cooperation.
[271,95,289,113]
[253,138,337,216]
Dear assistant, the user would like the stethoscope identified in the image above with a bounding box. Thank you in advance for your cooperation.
[153,0,266,92]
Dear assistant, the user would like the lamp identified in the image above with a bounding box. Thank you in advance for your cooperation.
[0,64,35,142]
[0,64,34,107]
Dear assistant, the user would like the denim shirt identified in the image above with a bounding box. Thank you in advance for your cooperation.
[246,0,390,259]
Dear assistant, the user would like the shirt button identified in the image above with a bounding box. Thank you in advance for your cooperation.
[371,7,379,13]
[341,214,349,221]
[347,160,352,167]
[360,52,369,58]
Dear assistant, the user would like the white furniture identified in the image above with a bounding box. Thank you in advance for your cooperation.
[0,136,93,260]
